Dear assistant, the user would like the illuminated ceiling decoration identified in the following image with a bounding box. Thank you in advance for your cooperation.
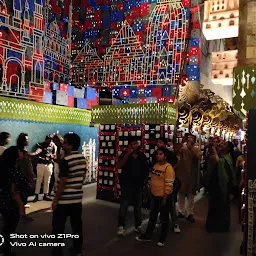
[211,50,238,86]
[101,0,188,88]
[145,0,187,86]
[203,0,239,40]
[103,20,145,86]
[71,41,104,86]
[178,81,200,105]
[178,86,239,134]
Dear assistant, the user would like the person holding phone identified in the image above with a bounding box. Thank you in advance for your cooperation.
[136,147,175,247]
[117,137,149,236]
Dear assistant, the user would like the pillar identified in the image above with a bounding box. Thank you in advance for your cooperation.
[233,0,256,115]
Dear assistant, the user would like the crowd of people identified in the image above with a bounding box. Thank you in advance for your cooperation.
[0,132,87,256]
[0,130,245,255]
[117,135,245,246]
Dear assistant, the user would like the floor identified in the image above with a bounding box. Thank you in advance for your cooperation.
[2,184,243,256]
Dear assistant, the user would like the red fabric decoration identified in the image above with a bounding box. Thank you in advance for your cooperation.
[157,97,165,103]
[60,83,68,92]
[121,89,130,97]
[152,88,162,97]
[140,98,146,104]
[189,46,200,56]
[87,99,93,110]
[182,0,191,7]
[68,96,74,107]
[165,96,175,103]
[117,3,123,10]
[45,81,51,92]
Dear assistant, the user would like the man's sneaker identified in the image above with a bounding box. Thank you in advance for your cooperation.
[157,242,165,247]
[24,204,30,208]
[117,226,125,236]
[173,224,181,233]
[134,226,142,232]
[187,214,196,223]
[33,195,39,203]
[136,234,151,242]
[177,212,185,218]
[43,195,52,201]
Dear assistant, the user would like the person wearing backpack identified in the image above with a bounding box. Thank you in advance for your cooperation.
[136,147,175,247]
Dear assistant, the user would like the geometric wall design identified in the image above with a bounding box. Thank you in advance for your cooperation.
[71,41,104,86]
[103,20,145,85]
[0,0,72,101]
[145,0,188,86]
[73,1,188,87]
[71,0,194,88]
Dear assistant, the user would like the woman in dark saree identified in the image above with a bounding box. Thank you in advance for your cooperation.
[206,142,235,233]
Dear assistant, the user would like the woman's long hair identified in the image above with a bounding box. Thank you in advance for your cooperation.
[17,133,28,151]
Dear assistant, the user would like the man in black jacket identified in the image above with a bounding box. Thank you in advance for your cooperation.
[117,138,149,236]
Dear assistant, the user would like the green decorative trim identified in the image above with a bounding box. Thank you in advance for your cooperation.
[0,96,92,125]
[91,103,176,124]
[233,67,256,114]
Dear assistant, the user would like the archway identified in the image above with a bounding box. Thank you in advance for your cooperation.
[34,61,43,84]
[5,57,24,92]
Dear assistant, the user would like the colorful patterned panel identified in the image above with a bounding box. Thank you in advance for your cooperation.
[0,0,72,102]
[71,0,202,88]
[233,67,256,115]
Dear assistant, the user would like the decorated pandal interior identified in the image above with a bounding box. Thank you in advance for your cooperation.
[178,86,242,140]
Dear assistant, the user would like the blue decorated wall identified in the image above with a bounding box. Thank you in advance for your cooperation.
[0,119,98,154]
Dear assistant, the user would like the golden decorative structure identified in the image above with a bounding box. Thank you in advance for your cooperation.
[178,87,241,135]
